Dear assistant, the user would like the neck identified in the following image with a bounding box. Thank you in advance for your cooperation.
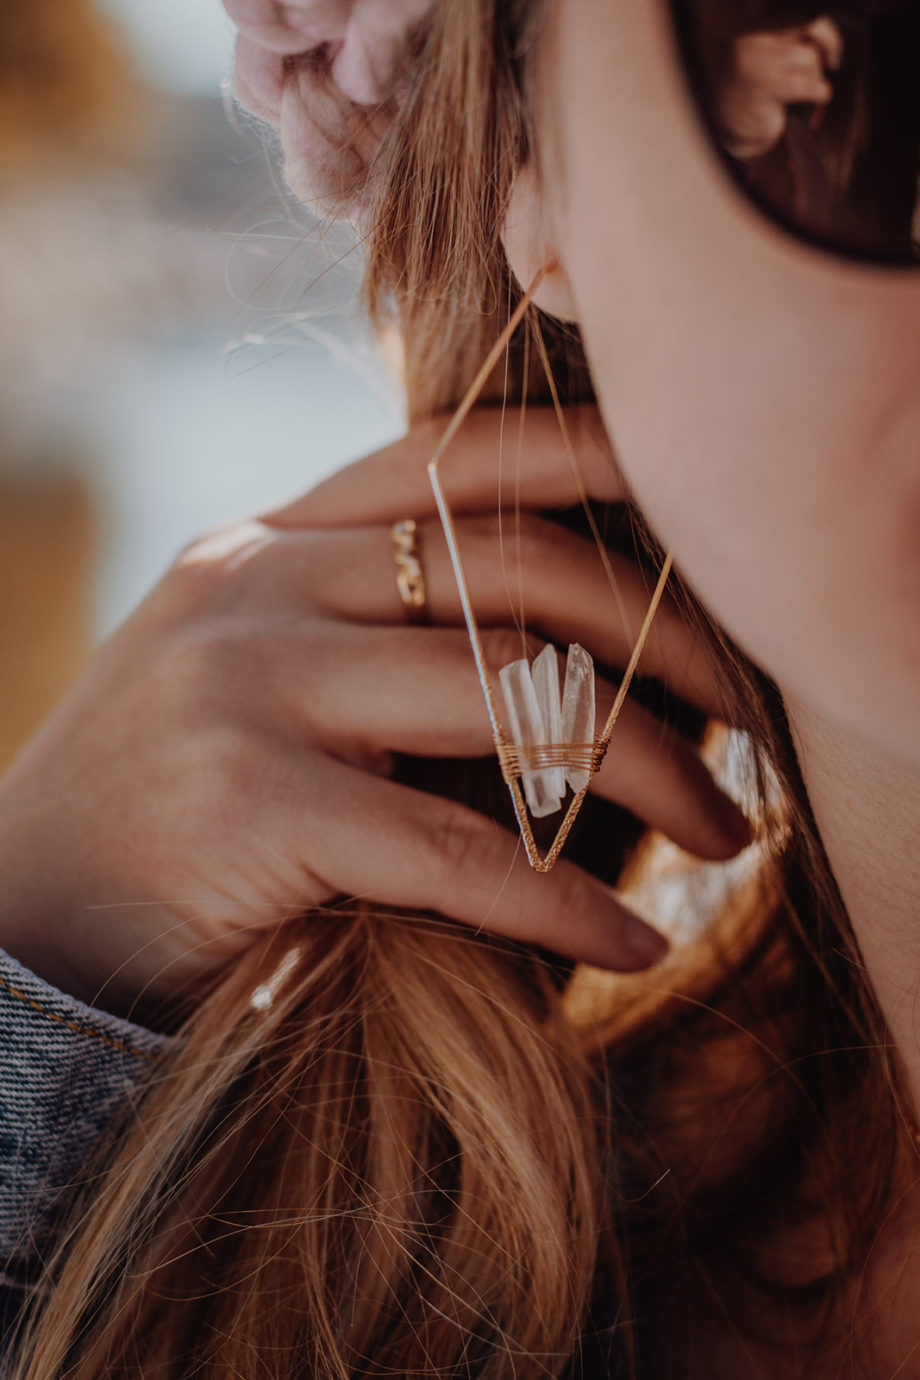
[786,694,920,1118]
[660,696,920,1379]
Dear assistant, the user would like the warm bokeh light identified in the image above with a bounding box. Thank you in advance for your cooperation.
[0,1,401,768]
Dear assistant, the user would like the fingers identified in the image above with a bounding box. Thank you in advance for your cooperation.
[282,624,498,758]
[174,516,746,857]
[292,756,669,972]
[734,26,839,106]
[590,697,750,860]
[242,515,722,715]
[771,58,832,107]
[277,624,748,861]
[803,17,844,74]
[262,405,625,529]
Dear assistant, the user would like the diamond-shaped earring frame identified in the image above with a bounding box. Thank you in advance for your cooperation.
[428,270,673,872]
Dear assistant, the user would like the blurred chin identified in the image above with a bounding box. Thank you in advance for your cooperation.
[232,39,373,218]
[233,37,283,124]
[278,68,387,218]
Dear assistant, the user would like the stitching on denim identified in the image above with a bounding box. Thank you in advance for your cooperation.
[0,974,160,1062]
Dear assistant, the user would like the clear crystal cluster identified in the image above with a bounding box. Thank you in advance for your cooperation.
[498,643,596,818]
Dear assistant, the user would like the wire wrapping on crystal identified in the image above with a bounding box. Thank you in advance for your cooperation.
[427,267,673,872]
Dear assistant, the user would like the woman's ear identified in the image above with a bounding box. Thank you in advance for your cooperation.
[502,163,577,322]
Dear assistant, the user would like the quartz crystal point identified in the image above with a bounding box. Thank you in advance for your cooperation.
[531,644,567,804]
[498,642,596,818]
[499,656,563,817]
[561,642,596,795]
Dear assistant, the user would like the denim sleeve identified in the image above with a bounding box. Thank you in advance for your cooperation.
[0,949,167,1330]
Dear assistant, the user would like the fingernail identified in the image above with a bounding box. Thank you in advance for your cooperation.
[622,917,669,971]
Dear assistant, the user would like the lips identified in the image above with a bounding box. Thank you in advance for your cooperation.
[222,0,434,214]
[233,37,285,124]
[278,59,395,209]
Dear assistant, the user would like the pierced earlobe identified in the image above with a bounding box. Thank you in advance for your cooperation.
[427,270,672,873]
[501,168,578,323]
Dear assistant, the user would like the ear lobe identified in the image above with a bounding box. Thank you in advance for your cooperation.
[502,165,578,323]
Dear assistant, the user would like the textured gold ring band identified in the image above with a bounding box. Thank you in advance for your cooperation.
[390,518,428,623]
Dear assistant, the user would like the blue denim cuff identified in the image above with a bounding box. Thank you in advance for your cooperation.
[0,949,167,1271]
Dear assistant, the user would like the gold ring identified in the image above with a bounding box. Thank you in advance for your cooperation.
[390,518,427,622]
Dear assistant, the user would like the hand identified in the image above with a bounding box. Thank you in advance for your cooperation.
[714,19,844,160]
[0,407,748,1016]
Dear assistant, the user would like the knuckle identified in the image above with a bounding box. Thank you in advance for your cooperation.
[176,518,269,572]
[159,618,277,708]
[155,625,234,704]
[163,520,273,615]
[430,802,503,882]
[518,517,588,585]
[500,510,556,557]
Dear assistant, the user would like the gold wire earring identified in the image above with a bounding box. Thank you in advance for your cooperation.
[428,269,673,873]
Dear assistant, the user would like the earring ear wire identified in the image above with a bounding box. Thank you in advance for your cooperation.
[428,268,672,872]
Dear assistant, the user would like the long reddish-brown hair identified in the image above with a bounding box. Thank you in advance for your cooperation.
[9,3,905,1376]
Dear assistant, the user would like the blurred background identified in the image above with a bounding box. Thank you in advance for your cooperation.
[0,0,403,770]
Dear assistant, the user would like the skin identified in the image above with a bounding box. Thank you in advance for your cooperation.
[532,0,920,766]
[0,0,914,1368]
[0,407,752,1015]
[532,0,920,1025]
[499,0,920,1371]
[1,0,764,1016]
[714,18,844,159]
